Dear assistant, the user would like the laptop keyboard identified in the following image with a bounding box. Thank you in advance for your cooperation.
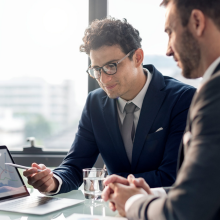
[0,196,61,210]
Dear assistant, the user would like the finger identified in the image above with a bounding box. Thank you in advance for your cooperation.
[32,163,47,170]
[109,201,116,211]
[102,185,113,201]
[110,198,126,217]
[37,176,54,192]
[27,168,52,185]
[108,183,117,192]
[132,178,152,194]
[23,168,40,177]
[127,174,135,183]
[109,190,115,202]
[31,171,53,189]
[38,163,47,170]
[104,174,129,186]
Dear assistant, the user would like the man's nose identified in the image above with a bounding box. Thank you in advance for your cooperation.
[99,70,112,84]
[166,42,174,57]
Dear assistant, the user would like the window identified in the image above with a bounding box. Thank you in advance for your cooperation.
[0,0,89,151]
[108,0,202,87]
[0,0,198,166]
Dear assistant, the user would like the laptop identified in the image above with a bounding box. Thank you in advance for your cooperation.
[0,145,84,215]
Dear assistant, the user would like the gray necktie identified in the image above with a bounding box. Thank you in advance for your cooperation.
[121,102,137,163]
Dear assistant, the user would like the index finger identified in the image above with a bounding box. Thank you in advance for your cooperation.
[32,163,47,170]
[108,183,117,191]
[104,174,129,186]
[102,185,113,201]
[23,168,51,179]
[23,167,40,177]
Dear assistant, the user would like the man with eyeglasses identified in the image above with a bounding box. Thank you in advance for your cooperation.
[23,18,195,195]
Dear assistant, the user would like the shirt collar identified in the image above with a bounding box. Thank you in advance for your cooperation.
[201,56,220,86]
[117,68,152,113]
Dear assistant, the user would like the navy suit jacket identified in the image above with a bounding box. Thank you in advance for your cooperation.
[53,64,196,194]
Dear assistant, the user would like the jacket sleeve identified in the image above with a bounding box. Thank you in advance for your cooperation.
[53,92,99,193]
[127,75,220,220]
[117,87,196,187]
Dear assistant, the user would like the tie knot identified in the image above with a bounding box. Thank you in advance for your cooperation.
[124,102,136,114]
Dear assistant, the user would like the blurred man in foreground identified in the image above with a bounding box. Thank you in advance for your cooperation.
[102,0,220,219]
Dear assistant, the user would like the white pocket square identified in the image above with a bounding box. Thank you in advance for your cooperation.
[183,131,192,145]
[155,127,163,132]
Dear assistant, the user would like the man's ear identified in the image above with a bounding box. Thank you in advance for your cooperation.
[133,48,144,67]
[189,9,206,37]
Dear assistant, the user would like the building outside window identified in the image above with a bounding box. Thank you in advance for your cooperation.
[0,0,89,151]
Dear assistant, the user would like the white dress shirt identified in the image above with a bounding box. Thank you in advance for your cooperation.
[117,68,152,131]
[125,56,220,213]
[198,56,220,91]
[125,188,167,212]
[45,68,152,195]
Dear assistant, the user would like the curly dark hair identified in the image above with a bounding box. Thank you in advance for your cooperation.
[79,17,142,59]
[160,0,220,30]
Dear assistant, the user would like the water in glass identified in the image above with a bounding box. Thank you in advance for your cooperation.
[83,168,106,200]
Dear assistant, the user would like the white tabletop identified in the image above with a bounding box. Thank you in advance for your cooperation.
[0,188,120,220]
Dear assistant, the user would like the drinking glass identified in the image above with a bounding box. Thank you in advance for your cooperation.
[83,168,107,201]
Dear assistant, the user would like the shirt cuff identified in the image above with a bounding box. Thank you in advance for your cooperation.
[125,188,166,213]
[125,194,145,212]
[151,187,166,196]
[41,173,63,196]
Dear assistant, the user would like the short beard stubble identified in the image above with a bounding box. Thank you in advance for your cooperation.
[179,29,201,79]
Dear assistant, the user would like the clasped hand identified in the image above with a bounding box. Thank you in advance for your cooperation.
[102,174,152,217]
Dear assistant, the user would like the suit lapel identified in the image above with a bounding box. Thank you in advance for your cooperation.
[177,111,191,171]
[131,65,166,171]
[213,62,220,75]
[102,95,131,169]
[177,83,198,171]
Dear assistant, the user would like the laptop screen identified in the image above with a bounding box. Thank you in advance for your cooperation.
[0,146,29,201]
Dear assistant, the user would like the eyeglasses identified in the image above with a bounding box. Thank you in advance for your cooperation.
[86,49,135,79]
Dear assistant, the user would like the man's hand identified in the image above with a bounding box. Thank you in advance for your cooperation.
[102,174,152,201]
[103,174,130,186]
[108,182,147,217]
[102,175,129,201]
[129,175,152,195]
[102,174,152,214]
[23,163,59,193]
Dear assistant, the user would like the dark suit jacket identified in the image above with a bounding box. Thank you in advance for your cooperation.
[127,64,220,220]
[53,64,195,193]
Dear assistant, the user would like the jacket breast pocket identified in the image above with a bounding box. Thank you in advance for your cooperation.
[146,129,166,142]
[136,128,167,170]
